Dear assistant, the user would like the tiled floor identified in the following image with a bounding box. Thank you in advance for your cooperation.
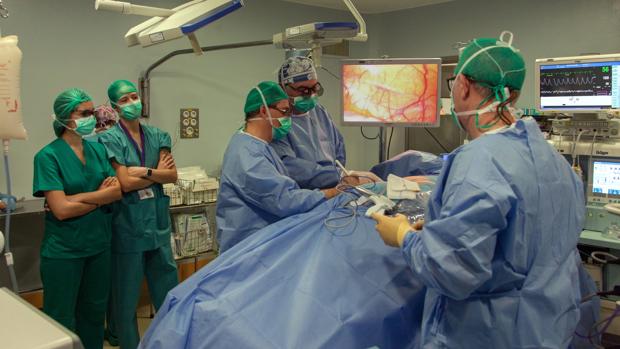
[103,316,152,349]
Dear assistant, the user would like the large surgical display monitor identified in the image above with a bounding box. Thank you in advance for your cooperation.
[535,53,620,112]
[590,159,620,201]
[341,58,441,127]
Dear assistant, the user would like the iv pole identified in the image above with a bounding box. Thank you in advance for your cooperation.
[0,0,19,293]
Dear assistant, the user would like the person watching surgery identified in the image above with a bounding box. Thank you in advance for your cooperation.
[97,80,178,349]
[372,32,589,348]
[216,81,341,252]
[32,88,122,349]
[270,56,348,189]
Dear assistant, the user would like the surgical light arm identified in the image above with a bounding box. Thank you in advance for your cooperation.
[95,0,174,17]
[342,0,367,42]
[274,0,367,67]
[94,0,245,55]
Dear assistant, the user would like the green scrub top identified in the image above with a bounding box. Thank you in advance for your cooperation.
[97,123,173,253]
[33,139,116,259]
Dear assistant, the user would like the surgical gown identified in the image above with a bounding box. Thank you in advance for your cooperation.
[401,118,589,348]
[216,131,326,252]
[270,104,346,189]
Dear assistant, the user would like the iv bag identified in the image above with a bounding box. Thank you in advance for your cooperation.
[0,36,26,140]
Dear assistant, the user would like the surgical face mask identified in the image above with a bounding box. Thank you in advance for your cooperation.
[292,95,318,113]
[450,97,502,131]
[59,115,97,137]
[117,100,142,121]
[250,86,293,141]
[272,116,291,141]
[450,91,522,132]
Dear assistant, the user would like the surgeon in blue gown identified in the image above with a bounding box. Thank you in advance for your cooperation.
[216,81,341,252]
[372,32,598,348]
[270,56,347,190]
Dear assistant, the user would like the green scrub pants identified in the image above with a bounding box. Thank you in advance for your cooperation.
[40,249,111,349]
[109,244,178,349]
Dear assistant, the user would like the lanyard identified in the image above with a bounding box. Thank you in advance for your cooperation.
[119,121,146,167]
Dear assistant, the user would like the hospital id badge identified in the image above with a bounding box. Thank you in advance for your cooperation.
[138,188,155,200]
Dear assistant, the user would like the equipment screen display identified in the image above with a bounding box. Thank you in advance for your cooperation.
[592,161,620,195]
[539,61,620,110]
[341,60,440,127]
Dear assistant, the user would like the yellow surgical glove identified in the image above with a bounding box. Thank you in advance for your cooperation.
[371,213,414,247]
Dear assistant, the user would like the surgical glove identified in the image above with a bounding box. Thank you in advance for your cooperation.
[371,213,414,247]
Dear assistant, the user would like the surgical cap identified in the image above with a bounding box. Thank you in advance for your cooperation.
[244,81,289,114]
[454,37,526,93]
[107,79,138,104]
[278,56,318,85]
[52,88,92,137]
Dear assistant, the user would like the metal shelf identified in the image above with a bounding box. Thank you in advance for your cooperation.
[169,201,216,214]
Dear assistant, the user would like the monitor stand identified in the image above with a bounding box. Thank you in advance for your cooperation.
[379,126,386,163]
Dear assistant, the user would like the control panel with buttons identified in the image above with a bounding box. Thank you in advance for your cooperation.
[180,108,199,139]
[552,118,620,138]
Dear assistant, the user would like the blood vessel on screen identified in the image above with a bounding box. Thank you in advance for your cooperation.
[341,58,441,127]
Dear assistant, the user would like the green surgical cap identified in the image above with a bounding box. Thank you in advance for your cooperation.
[454,36,526,93]
[52,88,92,137]
[107,79,138,104]
[244,81,289,114]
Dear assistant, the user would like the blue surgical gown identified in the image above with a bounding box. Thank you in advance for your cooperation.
[270,104,346,189]
[216,131,326,252]
[402,118,589,348]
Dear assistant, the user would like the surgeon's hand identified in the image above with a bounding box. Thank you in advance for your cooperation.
[412,219,424,231]
[321,187,341,199]
[371,213,414,247]
[128,167,148,178]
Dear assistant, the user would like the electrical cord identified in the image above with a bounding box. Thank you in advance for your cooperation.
[386,127,394,160]
[576,286,620,348]
[360,126,380,140]
[572,129,586,167]
[590,130,598,169]
[424,128,449,152]
[590,251,620,264]
[320,66,340,81]
[323,193,359,234]
[323,174,383,232]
